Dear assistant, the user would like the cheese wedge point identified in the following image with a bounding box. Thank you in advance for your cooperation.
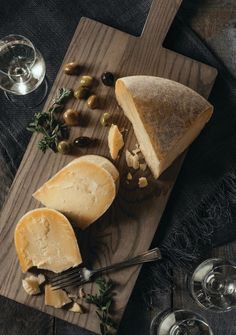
[115,76,213,178]
[14,208,82,273]
[33,155,119,229]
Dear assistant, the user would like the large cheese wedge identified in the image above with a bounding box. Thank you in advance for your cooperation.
[115,76,213,178]
[33,155,119,229]
[14,208,82,273]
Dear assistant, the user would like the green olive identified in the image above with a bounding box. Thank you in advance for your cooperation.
[87,94,99,109]
[63,108,80,126]
[74,86,90,99]
[100,112,111,127]
[57,140,71,154]
[64,62,80,75]
[79,75,94,88]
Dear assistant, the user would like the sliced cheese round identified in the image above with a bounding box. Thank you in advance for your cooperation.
[115,76,213,178]
[75,155,119,189]
[33,155,119,229]
[14,208,82,273]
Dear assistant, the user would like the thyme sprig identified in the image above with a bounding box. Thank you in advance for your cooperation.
[27,88,72,153]
[86,278,117,335]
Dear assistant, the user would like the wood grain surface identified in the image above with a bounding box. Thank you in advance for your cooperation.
[0,0,217,334]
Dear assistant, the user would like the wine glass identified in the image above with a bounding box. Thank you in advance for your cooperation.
[190,258,236,312]
[150,309,213,335]
[0,34,48,107]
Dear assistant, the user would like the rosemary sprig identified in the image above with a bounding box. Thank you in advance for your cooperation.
[27,88,72,153]
[86,278,117,335]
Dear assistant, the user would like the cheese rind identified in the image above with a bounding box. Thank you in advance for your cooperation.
[14,208,82,273]
[33,155,119,229]
[115,76,213,178]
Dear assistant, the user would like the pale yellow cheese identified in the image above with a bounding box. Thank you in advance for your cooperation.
[45,284,71,308]
[125,150,139,169]
[69,302,84,313]
[33,155,119,230]
[14,208,82,273]
[108,124,124,159]
[115,76,213,178]
[138,177,148,188]
[22,275,41,295]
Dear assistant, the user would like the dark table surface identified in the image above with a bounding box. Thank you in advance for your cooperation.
[0,1,236,334]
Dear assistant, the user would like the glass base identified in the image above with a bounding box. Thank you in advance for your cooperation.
[4,76,48,108]
[190,258,236,312]
[150,309,213,335]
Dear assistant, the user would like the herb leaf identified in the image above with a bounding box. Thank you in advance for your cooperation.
[27,88,72,153]
[86,278,117,335]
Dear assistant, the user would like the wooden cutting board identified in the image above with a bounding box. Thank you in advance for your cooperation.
[0,0,217,334]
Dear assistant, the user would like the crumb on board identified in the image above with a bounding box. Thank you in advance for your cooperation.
[138,177,148,188]
[127,172,132,180]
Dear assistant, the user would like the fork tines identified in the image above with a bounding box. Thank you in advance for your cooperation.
[50,267,85,290]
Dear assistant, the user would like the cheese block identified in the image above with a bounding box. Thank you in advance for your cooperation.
[115,76,214,178]
[45,284,71,308]
[108,124,124,159]
[14,208,82,273]
[33,155,119,229]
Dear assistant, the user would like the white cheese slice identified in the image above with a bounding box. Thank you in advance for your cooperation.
[115,76,213,178]
[14,208,82,273]
[33,155,119,230]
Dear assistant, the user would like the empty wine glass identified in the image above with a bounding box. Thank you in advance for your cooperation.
[150,309,213,335]
[190,258,236,312]
[0,34,48,107]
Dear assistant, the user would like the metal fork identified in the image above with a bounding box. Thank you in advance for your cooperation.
[50,247,161,290]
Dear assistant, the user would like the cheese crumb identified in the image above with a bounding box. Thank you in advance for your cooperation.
[22,275,41,295]
[140,163,147,171]
[127,172,132,180]
[78,287,86,299]
[125,150,134,167]
[138,177,148,188]
[125,150,140,169]
[69,302,84,313]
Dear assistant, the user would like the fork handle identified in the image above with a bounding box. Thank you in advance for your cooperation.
[91,247,161,277]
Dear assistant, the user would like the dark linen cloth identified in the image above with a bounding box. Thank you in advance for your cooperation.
[0,0,235,321]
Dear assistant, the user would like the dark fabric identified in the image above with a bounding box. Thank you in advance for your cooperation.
[0,0,235,321]
[137,14,236,301]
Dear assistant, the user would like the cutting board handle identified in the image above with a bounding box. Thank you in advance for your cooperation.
[141,0,182,45]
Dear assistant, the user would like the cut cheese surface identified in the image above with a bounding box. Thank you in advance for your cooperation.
[115,76,213,178]
[33,155,119,229]
[45,284,71,308]
[14,208,82,273]
[108,124,124,159]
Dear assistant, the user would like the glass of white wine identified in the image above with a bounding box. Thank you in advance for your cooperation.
[150,309,213,335]
[190,258,236,312]
[0,34,48,107]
